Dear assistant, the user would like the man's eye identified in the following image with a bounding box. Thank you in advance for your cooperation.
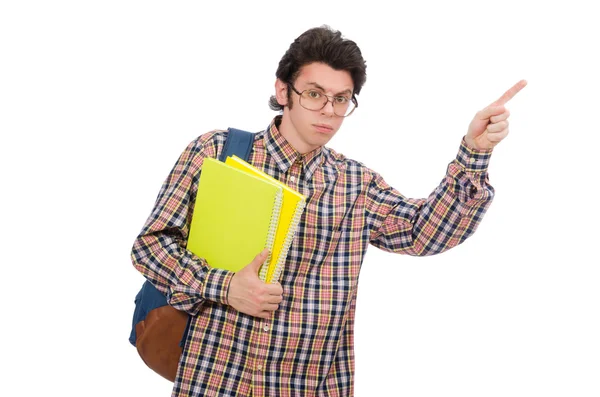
[335,96,349,104]
[307,91,321,99]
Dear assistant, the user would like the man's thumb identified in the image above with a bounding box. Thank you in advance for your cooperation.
[249,249,269,273]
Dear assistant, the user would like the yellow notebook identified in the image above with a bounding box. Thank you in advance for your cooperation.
[187,157,283,276]
[225,155,306,283]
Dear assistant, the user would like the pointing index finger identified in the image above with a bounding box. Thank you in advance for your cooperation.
[490,79,528,106]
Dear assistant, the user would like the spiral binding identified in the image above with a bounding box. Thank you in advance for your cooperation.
[258,188,284,282]
[268,198,306,284]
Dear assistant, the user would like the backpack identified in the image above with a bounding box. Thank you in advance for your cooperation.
[129,128,255,382]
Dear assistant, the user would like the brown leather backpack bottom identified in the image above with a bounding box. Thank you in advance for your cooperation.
[135,305,189,382]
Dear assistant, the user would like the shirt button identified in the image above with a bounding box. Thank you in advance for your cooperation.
[256,364,263,371]
[290,175,296,182]
[263,324,270,332]
[469,186,477,198]
[469,157,476,163]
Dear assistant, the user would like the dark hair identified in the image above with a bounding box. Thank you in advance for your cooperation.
[269,25,367,111]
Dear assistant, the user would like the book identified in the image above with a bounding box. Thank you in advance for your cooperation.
[187,157,283,276]
[225,155,306,283]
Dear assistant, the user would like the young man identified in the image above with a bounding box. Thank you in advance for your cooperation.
[131,26,526,396]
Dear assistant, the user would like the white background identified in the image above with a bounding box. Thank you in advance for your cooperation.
[1,1,598,396]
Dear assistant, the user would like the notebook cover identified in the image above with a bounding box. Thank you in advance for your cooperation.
[187,157,283,275]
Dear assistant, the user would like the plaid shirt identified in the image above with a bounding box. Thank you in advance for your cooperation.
[131,116,494,396]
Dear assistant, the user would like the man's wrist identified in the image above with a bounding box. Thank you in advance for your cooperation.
[464,135,478,150]
[457,136,493,172]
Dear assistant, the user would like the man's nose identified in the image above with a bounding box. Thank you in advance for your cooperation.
[321,98,335,116]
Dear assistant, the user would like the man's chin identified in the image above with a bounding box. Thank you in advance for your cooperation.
[312,133,336,148]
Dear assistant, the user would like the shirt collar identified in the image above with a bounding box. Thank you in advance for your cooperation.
[263,116,323,182]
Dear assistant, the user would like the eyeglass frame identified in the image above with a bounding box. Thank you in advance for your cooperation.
[287,83,358,117]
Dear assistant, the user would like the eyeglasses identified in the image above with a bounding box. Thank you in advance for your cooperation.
[288,84,358,117]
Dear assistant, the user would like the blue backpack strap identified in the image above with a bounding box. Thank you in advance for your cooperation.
[218,128,255,162]
[130,127,255,347]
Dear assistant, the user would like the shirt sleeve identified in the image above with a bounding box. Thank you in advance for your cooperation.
[130,133,234,315]
[366,136,495,256]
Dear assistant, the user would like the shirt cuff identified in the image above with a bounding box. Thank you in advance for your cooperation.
[456,136,493,172]
[201,267,234,305]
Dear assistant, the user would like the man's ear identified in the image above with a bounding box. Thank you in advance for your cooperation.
[274,79,289,106]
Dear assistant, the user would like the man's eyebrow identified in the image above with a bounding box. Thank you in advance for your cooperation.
[306,82,353,96]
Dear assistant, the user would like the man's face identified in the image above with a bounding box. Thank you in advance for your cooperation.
[277,62,354,153]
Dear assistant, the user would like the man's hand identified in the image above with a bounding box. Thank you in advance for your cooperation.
[465,79,528,151]
[227,249,284,319]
